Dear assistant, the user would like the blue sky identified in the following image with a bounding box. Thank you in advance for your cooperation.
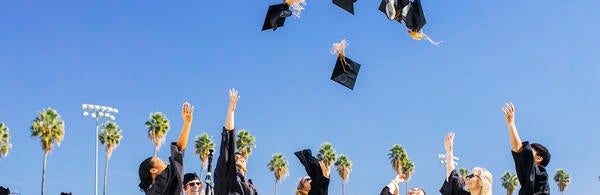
[1,0,599,194]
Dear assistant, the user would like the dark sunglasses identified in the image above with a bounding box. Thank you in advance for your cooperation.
[187,182,202,187]
[465,173,480,179]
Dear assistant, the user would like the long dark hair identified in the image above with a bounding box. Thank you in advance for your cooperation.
[138,157,155,192]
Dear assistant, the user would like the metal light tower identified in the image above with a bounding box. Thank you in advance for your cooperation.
[82,104,118,195]
[437,154,459,166]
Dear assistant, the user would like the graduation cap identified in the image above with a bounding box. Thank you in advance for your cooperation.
[262,3,292,31]
[378,0,410,23]
[332,0,357,15]
[378,0,442,45]
[330,39,361,90]
[262,0,306,31]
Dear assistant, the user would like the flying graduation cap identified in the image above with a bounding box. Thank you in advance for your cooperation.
[330,39,361,90]
[378,0,442,45]
[262,0,307,31]
[332,0,357,15]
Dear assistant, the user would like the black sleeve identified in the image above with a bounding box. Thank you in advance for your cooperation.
[295,149,329,195]
[380,186,394,195]
[439,169,469,195]
[168,142,185,185]
[512,141,534,194]
[214,128,237,194]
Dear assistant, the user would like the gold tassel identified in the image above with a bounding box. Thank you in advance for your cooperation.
[285,0,306,18]
[408,30,443,46]
[331,39,350,72]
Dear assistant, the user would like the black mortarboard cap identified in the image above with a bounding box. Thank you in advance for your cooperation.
[403,0,426,32]
[183,172,200,185]
[332,0,357,15]
[262,3,292,31]
[331,56,361,90]
[378,0,411,23]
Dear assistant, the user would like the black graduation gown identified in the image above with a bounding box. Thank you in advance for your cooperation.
[214,128,258,195]
[145,142,185,195]
[294,149,330,195]
[380,186,394,195]
[512,141,550,195]
[439,169,470,195]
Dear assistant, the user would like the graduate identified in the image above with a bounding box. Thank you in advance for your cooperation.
[294,149,331,195]
[502,103,551,195]
[214,89,258,195]
[439,133,493,195]
[138,102,194,195]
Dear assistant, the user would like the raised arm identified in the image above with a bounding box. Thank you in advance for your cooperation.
[502,103,523,152]
[176,102,194,150]
[444,132,456,179]
[224,89,239,131]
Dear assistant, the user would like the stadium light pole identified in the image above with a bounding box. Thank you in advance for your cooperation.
[82,104,118,195]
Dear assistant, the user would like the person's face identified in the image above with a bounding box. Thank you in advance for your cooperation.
[150,157,168,176]
[184,179,203,195]
[300,177,311,191]
[407,188,425,195]
[465,170,483,192]
[235,154,247,169]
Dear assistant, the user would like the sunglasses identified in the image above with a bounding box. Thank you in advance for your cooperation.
[186,182,202,187]
[465,173,480,179]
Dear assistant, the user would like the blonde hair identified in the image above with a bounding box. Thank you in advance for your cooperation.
[471,167,492,195]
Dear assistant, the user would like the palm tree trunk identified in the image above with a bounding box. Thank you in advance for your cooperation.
[274,179,277,195]
[200,164,204,179]
[41,151,48,195]
[154,146,157,157]
[342,182,345,195]
[506,190,510,195]
[405,181,408,195]
[104,153,110,195]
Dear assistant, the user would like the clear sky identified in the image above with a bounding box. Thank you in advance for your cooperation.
[1,0,599,194]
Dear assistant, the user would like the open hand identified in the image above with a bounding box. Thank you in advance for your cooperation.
[228,88,240,112]
[444,132,455,153]
[502,103,515,124]
[182,102,194,124]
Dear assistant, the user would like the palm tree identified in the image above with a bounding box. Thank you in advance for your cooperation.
[459,168,470,182]
[98,122,123,195]
[145,112,170,157]
[335,154,352,195]
[236,129,256,158]
[194,133,215,178]
[554,169,570,195]
[268,153,289,195]
[0,122,12,159]
[402,160,414,193]
[317,142,337,167]
[388,144,407,175]
[501,171,519,195]
[30,108,65,195]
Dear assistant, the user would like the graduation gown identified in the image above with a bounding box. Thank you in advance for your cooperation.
[439,169,470,195]
[214,128,258,195]
[145,142,185,195]
[513,141,550,195]
[295,149,330,195]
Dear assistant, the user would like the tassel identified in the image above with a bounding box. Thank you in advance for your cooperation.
[285,0,307,18]
[408,30,443,46]
[331,39,350,72]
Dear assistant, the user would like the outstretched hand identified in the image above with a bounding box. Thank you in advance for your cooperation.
[319,161,331,179]
[182,102,194,124]
[228,88,240,112]
[444,132,455,153]
[502,103,515,124]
